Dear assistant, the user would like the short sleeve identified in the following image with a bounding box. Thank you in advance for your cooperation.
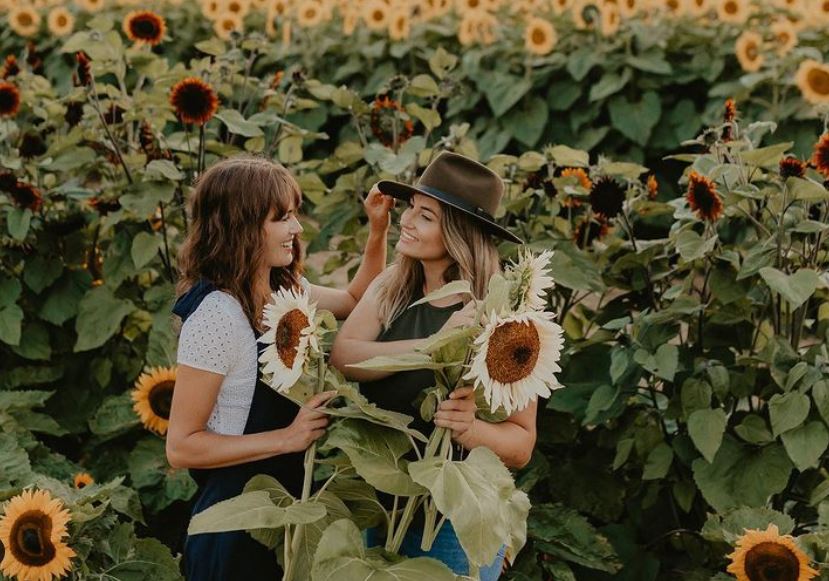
[300,276,310,292]
[176,294,238,375]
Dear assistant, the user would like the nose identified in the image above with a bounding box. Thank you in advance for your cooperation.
[290,215,303,234]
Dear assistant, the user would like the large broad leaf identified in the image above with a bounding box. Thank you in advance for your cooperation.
[482,72,532,117]
[408,280,471,308]
[408,446,530,567]
[326,381,427,442]
[768,391,811,437]
[0,433,33,489]
[528,503,622,573]
[759,267,820,311]
[326,478,386,530]
[347,352,448,373]
[188,490,327,535]
[692,438,793,512]
[0,390,53,411]
[701,507,795,544]
[608,92,661,146]
[323,419,425,496]
[781,421,829,471]
[311,519,456,581]
[74,287,136,352]
[688,408,727,463]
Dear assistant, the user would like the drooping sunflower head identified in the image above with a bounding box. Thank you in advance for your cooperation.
[72,473,94,490]
[8,181,43,213]
[258,288,319,393]
[727,524,818,581]
[524,17,557,56]
[169,77,219,126]
[506,249,555,311]
[812,133,829,177]
[465,310,565,414]
[795,60,829,106]
[574,216,610,248]
[0,82,21,118]
[123,10,166,46]
[0,489,75,581]
[132,366,177,435]
[2,55,20,80]
[370,95,414,148]
[589,175,626,218]
[779,156,806,179]
[735,30,764,73]
[686,171,723,221]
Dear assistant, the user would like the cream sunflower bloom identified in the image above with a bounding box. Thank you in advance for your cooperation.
[465,310,564,414]
[258,288,319,393]
[507,249,555,311]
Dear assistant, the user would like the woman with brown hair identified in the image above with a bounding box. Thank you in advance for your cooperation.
[165,155,393,579]
[331,151,536,579]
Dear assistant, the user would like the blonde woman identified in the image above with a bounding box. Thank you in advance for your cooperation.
[330,151,536,580]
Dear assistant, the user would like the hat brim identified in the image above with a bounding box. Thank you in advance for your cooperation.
[377,180,524,244]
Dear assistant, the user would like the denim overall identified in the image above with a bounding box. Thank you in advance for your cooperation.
[173,280,304,580]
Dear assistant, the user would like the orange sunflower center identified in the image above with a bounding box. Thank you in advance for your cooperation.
[806,68,829,96]
[9,511,56,567]
[724,1,737,14]
[148,381,175,419]
[276,309,309,368]
[485,321,541,384]
[531,27,546,45]
[745,41,759,60]
[17,12,34,27]
[744,542,801,581]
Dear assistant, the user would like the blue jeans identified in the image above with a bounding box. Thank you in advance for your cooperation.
[365,522,505,580]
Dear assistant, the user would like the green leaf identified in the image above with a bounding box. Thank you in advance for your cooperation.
[0,303,23,346]
[428,47,458,80]
[589,68,632,102]
[548,145,589,168]
[324,419,425,496]
[408,74,440,98]
[409,446,530,566]
[527,503,622,573]
[608,92,662,146]
[40,270,91,326]
[681,379,712,417]
[812,380,829,426]
[781,421,829,471]
[642,442,673,480]
[768,391,811,437]
[325,380,426,441]
[702,507,795,544]
[144,159,184,181]
[215,109,264,137]
[7,208,31,240]
[89,393,140,438]
[188,491,326,535]
[42,147,97,171]
[131,232,162,269]
[675,231,718,262]
[74,287,135,352]
[347,352,447,372]
[734,414,774,444]
[740,142,793,168]
[409,280,472,308]
[688,408,727,463]
[23,256,63,294]
[194,37,226,55]
[0,433,33,488]
[11,321,51,360]
[504,96,548,148]
[311,519,456,581]
[634,344,678,381]
[759,267,820,311]
[483,72,532,117]
[406,103,441,131]
[278,135,304,164]
[787,176,829,202]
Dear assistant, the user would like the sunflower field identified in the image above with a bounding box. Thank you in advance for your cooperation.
[1,0,829,578]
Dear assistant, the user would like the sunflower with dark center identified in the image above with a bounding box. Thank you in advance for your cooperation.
[1,55,19,79]
[74,52,91,87]
[779,156,806,179]
[722,98,738,141]
[87,196,122,216]
[0,172,17,193]
[0,82,21,118]
[132,366,177,435]
[524,171,557,198]
[812,133,829,178]
[102,104,125,125]
[466,310,565,414]
[369,95,414,148]
[169,77,219,126]
[0,489,75,581]
[73,473,94,489]
[123,10,166,46]
[573,217,610,248]
[727,524,818,581]
[275,309,311,369]
[19,133,47,159]
[589,175,626,218]
[686,171,723,222]
[9,182,43,213]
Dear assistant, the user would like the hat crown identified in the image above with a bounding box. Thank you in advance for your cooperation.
[417,152,504,217]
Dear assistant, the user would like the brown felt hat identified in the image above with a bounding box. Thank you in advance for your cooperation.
[377,151,523,244]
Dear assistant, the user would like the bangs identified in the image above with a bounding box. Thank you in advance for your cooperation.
[265,164,303,218]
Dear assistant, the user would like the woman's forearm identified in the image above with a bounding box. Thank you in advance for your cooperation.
[331,337,423,382]
[345,228,387,302]
[166,428,291,470]
[455,419,534,469]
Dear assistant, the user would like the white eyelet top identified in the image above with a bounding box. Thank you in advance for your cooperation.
[176,281,308,435]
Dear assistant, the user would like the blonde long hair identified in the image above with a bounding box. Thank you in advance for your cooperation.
[375,203,501,329]
[176,155,304,330]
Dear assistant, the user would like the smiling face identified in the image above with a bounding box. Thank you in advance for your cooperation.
[395,193,449,262]
[263,200,303,268]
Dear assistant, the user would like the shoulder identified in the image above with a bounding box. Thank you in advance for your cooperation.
[184,291,248,331]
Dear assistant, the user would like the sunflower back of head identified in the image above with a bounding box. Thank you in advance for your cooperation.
[176,155,303,330]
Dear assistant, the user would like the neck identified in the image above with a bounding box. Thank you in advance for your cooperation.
[421,256,453,294]
[254,265,271,311]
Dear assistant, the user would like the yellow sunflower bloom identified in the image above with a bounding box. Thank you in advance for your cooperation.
[618,0,643,18]
[8,6,41,37]
[74,0,105,12]
[362,0,390,31]
[132,366,177,435]
[735,30,763,73]
[222,0,251,17]
[727,524,818,581]
[687,0,711,16]
[296,0,324,27]
[73,473,94,489]
[524,17,557,55]
[342,5,359,34]
[600,2,620,35]
[0,489,75,581]
[213,10,244,39]
[201,0,222,18]
[813,0,829,23]
[421,0,452,19]
[388,8,411,40]
[795,59,829,105]
[770,18,798,56]
[46,6,73,36]
[717,0,750,24]
[550,0,573,14]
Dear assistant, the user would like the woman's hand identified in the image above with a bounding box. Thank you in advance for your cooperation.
[281,391,336,453]
[364,184,395,234]
[434,386,478,446]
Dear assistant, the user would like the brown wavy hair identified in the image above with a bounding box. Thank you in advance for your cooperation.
[176,155,303,331]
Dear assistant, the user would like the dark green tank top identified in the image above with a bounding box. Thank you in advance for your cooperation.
[359,292,463,439]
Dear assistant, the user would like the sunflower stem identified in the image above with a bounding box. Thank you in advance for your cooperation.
[198,124,206,176]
